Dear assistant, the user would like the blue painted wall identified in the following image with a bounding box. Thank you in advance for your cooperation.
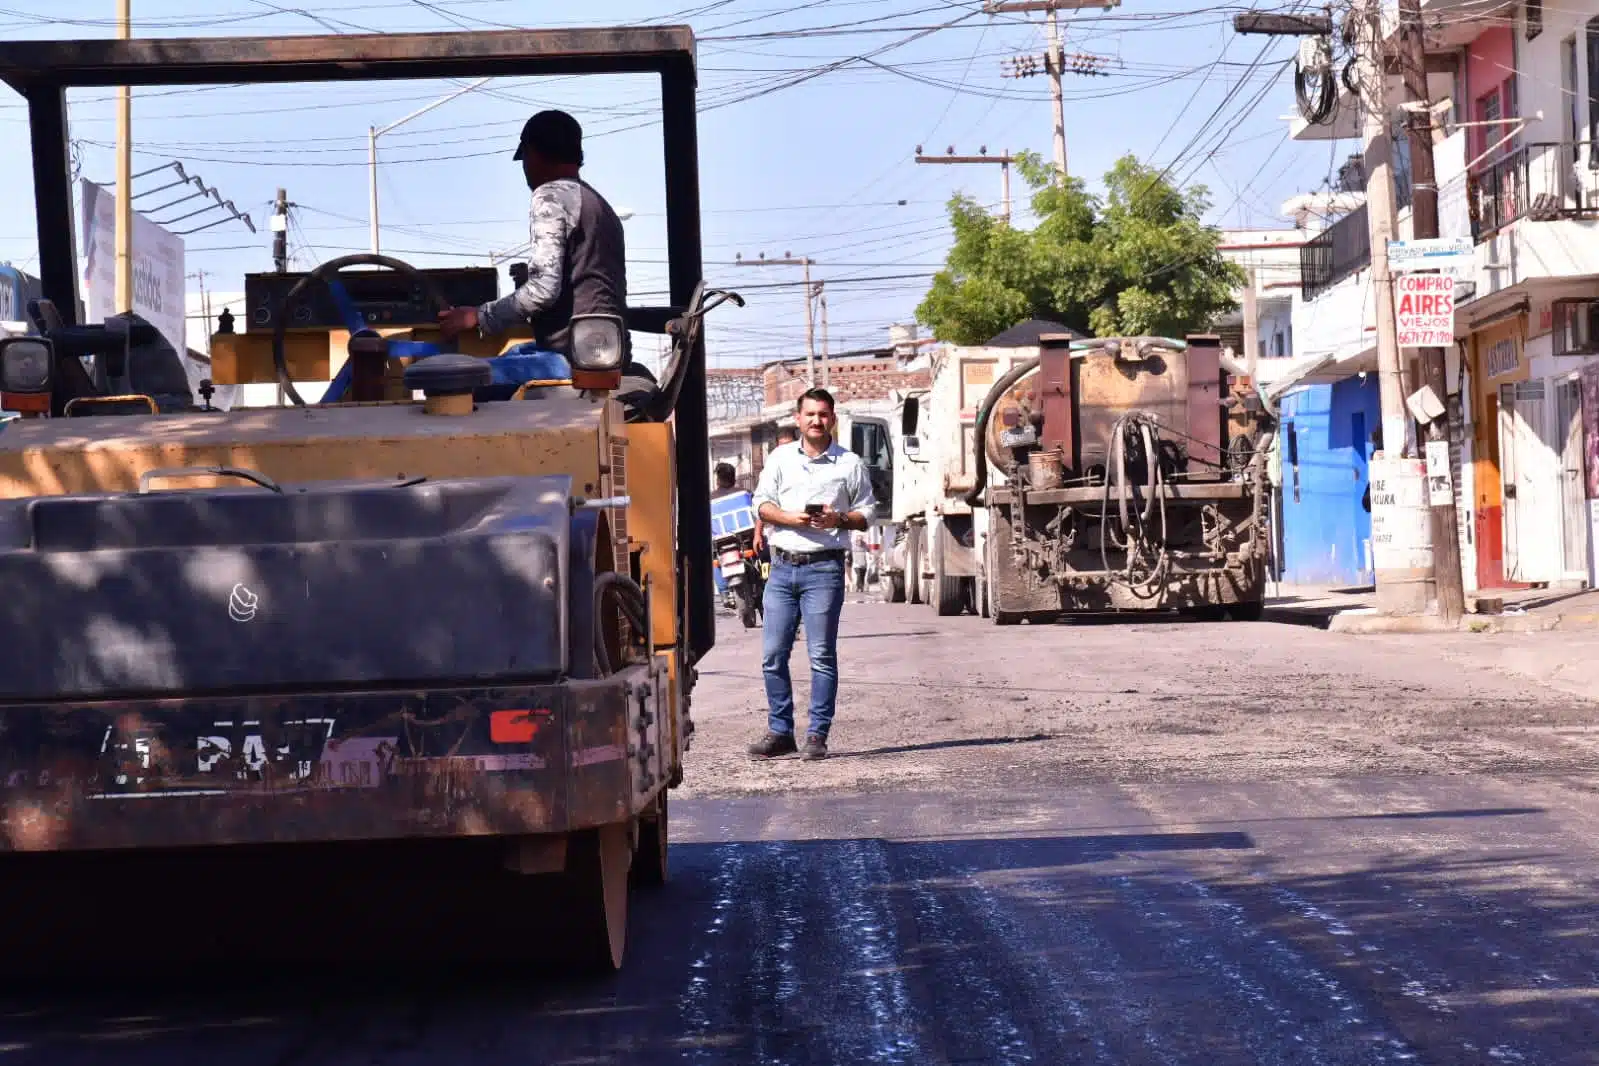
[1278,376,1381,587]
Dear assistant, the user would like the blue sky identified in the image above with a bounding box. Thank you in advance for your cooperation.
[0,0,1354,368]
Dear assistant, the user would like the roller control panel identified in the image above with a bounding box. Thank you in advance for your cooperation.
[242,267,501,332]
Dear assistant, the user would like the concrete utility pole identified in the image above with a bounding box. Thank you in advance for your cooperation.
[914,147,1014,223]
[368,77,491,254]
[735,253,818,387]
[1352,0,1431,615]
[1243,265,1259,385]
[115,0,133,314]
[1397,0,1467,623]
[988,0,1116,180]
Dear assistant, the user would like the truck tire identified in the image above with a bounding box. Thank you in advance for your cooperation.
[632,790,669,888]
[880,571,905,603]
[932,535,963,617]
[560,822,631,973]
[906,524,925,605]
[986,516,1023,625]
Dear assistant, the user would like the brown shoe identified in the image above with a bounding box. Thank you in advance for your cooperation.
[748,731,798,759]
[801,734,828,761]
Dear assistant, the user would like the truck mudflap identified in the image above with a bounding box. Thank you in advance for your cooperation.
[0,661,670,854]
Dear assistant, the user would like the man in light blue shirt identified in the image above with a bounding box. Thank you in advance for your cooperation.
[748,387,877,761]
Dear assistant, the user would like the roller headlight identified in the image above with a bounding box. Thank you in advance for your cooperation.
[0,337,52,393]
[569,314,625,373]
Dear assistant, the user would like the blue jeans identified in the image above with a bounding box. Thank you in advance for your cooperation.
[761,556,846,738]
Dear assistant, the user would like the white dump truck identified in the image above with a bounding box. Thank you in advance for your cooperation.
[880,346,1036,614]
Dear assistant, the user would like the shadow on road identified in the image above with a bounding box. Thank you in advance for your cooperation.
[0,812,1594,1063]
[826,733,1064,760]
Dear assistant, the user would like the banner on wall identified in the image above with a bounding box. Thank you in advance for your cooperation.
[1582,361,1599,501]
[80,180,186,354]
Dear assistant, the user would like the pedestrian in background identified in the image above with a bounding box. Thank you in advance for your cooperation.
[748,388,876,761]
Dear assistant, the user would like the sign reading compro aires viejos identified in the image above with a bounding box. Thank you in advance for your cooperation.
[1395,274,1455,349]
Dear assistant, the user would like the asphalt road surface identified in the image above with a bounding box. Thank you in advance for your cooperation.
[4,601,1599,1065]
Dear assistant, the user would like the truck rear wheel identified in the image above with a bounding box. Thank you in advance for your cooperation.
[985,519,1023,625]
[561,822,631,973]
[931,531,964,616]
[880,571,905,603]
[906,525,925,605]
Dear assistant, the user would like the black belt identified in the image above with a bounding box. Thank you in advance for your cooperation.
[773,547,846,565]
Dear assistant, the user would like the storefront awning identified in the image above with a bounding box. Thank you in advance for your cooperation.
[1263,346,1378,403]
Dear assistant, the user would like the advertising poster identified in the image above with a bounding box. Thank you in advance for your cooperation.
[80,180,186,354]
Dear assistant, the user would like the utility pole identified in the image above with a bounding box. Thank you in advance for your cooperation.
[272,188,291,273]
[1243,266,1259,385]
[1397,0,1466,623]
[735,252,817,387]
[115,0,133,314]
[817,281,830,388]
[1046,6,1067,177]
[988,0,1116,180]
[914,146,1014,223]
[1352,0,1430,615]
[368,76,491,255]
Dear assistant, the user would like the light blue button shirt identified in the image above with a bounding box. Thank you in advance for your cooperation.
[753,439,877,555]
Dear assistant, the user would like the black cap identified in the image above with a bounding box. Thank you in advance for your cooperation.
[513,109,583,165]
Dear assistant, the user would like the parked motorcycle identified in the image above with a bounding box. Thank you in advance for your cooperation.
[711,488,765,629]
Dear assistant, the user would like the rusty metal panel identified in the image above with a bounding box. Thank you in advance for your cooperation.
[1037,343,1074,469]
[0,667,662,854]
[0,28,697,91]
[1184,335,1225,474]
[1074,343,1188,474]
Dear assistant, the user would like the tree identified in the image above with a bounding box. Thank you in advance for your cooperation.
[915,153,1247,345]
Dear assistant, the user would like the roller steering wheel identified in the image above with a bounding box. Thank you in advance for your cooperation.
[271,253,457,407]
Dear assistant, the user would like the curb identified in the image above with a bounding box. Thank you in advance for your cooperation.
[1326,609,1599,635]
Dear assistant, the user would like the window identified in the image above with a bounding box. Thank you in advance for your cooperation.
[1527,0,1543,40]
[1553,299,1599,355]
[851,420,892,472]
[1587,17,1599,152]
[851,420,893,509]
[1273,331,1286,357]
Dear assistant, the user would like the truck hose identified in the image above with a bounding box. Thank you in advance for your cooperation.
[964,355,1041,508]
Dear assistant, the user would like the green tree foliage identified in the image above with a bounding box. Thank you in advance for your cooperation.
[915,153,1247,345]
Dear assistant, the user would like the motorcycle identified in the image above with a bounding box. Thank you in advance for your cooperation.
[714,530,765,628]
[711,488,765,629]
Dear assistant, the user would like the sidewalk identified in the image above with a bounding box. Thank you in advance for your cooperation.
[1263,581,1599,634]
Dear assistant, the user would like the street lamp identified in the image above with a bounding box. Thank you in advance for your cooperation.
[368,78,491,254]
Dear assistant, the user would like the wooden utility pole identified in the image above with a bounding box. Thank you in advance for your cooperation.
[272,188,291,273]
[736,253,817,386]
[115,0,133,314]
[1397,0,1466,623]
[817,280,830,388]
[914,148,1014,223]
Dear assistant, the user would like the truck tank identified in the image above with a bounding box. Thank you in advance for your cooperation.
[971,333,1275,622]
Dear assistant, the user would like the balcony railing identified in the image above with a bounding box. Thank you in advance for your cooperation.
[1469,141,1599,239]
[1300,203,1370,301]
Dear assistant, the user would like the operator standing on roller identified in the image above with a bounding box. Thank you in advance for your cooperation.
[437,109,629,372]
[748,388,875,762]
